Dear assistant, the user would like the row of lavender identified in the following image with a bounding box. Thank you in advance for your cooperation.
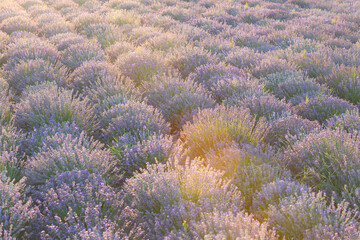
[1,0,360,239]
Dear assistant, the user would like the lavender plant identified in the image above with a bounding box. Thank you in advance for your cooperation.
[293,95,356,124]
[37,170,143,240]
[143,74,215,132]
[60,42,106,72]
[14,82,99,135]
[179,105,269,159]
[123,159,243,239]
[24,131,112,189]
[101,100,170,144]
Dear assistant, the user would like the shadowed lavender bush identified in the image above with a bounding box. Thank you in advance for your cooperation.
[211,75,265,104]
[83,76,139,115]
[0,123,23,181]
[167,46,215,79]
[267,190,360,240]
[4,40,59,72]
[68,60,119,94]
[189,210,278,240]
[37,170,143,240]
[264,115,320,148]
[7,59,67,97]
[123,159,242,239]
[187,62,243,90]
[236,95,292,122]
[282,128,360,205]
[179,105,269,160]
[14,82,99,134]
[49,32,87,51]
[24,131,112,189]
[109,132,174,187]
[101,100,170,145]
[116,48,165,85]
[0,171,38,239]
[143,74,215,132]
[60,42,105,72]
[324,65,360,105]
[251,179,310,221]
[293,95,356,124]
[0,93,13,126]
[225,47,263,69]
[261,70,326,105]
[326,109,360,134]
[19,121,82,158]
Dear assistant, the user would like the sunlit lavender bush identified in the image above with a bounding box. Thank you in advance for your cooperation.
[179,105,269,160]
[123,159,243,239]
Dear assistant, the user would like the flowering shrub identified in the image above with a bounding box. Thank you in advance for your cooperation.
[179,105,269,159]
[116,48,165,85]
[49,32,87,51]
[293,95,356,124]
[24,131,112,188]
[143,74,215,131]
[109,132,174,186]
[264,115,320,148]
[19,121,82,158]
[105,41,135,63]
[7,58,67,96]
[238,95,292,122]
[101,100,170,144]
[60,42,106,72]
[37,170,143,239]
[326,109,360,134]
[14,82,99,134]
[167,46,215,79]
[123,160,242,239]
[190,210,278,240]
[83,76,139,114]
[0,171,38,239]
[0,15,38,34]
[80,22,121,48]
[252,179,310,220]
[68,60,119,94]
[187,62,242,89]
[282,128,360,206]
[212,75,265,104]
[4,41,59,72]
[267,190,360,240]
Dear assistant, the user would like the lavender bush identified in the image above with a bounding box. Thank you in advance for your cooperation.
[37,170,143,239]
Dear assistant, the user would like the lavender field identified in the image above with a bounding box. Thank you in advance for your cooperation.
[1,0,360,239]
